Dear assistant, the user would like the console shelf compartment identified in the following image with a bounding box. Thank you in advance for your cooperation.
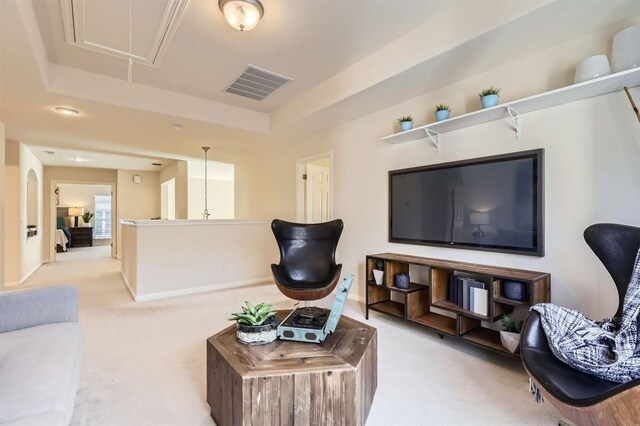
[408,312,457,336]
[365,253,551,358]
[432,300,493,322]
[381,67,640,149]
[368,281,428,294]
[368,300,404,319]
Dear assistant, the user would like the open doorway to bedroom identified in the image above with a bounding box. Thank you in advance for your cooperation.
[53,182,115,262]
[296,152,333,223]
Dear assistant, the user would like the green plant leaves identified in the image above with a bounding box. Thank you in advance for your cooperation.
[478,86,501,98]
[230,301,276,326]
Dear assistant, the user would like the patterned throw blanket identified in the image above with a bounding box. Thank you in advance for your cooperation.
[531,248,640,385]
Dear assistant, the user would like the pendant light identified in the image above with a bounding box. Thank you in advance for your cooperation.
[219,0,264,32]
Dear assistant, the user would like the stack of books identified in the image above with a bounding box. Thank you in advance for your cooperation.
[448,275,488,316]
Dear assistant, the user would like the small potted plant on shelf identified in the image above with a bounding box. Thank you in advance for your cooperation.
[229,301,278,345]
[372,259,384,285]
[397,115,414,131]
[434,104,451,122]
[82,211,95,227]
[478,86,501,109]
[499,314,523,354]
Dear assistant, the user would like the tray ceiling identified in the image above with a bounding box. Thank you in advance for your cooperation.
[60,0,188,66]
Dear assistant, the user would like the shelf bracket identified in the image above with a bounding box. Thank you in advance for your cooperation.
[422,128,441,152]
[505,106,521,140]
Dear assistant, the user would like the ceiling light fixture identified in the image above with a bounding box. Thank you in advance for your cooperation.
[219,0,264,32]
[69,157,90,163]
[170,123,183,130]
[54,107,80,116]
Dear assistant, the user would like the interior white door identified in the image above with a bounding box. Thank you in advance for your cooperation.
[305,164,330,223]
[161,178,176,220]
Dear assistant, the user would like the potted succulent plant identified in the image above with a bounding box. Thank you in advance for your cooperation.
[478,87,501,109]
[434,104,451,122]
[499,314,523,353]
[229,301,278,345]
[372,259,384,285]
[82,211,95,227]
[397,116,414,131]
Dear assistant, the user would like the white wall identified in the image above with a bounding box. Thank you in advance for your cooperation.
[120,220,276,301]
[0,122,5,289]
[187,159,234,219]
[246,28,640,320]
[187,178,234,219]
[4,140,20,285]
[233,156,259,220]
[160,161,188,219]
[19,143,43,282]
[116,170,160,257]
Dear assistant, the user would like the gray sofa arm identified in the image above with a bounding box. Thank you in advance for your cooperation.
[0,285,78,333]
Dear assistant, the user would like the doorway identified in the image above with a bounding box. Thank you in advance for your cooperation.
[161,178,176,220]
[296,152,333,223]
[51,182,116,262]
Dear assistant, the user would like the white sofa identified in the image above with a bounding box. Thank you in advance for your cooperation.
[0,286,83,426]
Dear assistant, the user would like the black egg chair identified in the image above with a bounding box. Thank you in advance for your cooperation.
[270,219,343,301]
[521,223,640,425]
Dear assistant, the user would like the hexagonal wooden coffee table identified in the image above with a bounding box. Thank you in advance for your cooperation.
[207,312,377,426]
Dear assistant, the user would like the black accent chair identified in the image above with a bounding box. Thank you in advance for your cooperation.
[521,223,640,425]
[271,219,343,301]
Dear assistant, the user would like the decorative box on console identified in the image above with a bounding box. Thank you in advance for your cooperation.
[503,280,527,302]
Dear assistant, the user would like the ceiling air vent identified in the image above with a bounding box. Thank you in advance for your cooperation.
[225,65,292,101]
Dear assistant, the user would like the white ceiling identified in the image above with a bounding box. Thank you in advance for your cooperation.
[2,0,640,166]
[33,0,446,112]
[28,145,173,171]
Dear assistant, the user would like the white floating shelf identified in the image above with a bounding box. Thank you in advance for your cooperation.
[381,67,640,149]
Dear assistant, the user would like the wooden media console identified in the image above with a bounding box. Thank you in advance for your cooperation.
[365,253,550,357]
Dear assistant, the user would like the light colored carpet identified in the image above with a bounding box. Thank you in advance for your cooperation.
[55,245,112,262]
[21,259,564,425]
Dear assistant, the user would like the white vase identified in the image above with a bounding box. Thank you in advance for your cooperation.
[574,55,611,83]
[611,25,640,72]
[372,269,384,285]
[500,331,521,354]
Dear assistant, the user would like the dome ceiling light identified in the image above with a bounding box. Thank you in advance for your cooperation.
[54,107,80,116]
[219,0,264,32]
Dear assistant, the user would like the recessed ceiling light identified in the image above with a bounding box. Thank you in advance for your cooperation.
[54,107,80,116]
[43,150,56,155]
[152,163,162,166]
[69,157,90,163]
[170,123,183,130]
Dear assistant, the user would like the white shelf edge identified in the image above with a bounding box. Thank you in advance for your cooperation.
[381,67,640,146]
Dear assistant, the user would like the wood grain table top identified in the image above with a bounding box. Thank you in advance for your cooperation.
[208,311,377,378]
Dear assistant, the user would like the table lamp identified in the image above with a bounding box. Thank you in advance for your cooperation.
[68,207,84,227]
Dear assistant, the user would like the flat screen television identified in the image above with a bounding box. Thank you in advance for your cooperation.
[389,149,544,256]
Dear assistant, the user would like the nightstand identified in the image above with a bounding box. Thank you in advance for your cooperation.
[70,227,93,247]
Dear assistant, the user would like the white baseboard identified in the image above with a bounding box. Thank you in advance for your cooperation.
[128,276,273,303]
[120,271,136,301]
[348,293,365,304]
[20,262,43,284]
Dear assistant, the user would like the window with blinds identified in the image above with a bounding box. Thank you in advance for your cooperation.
[94,195,112,239]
